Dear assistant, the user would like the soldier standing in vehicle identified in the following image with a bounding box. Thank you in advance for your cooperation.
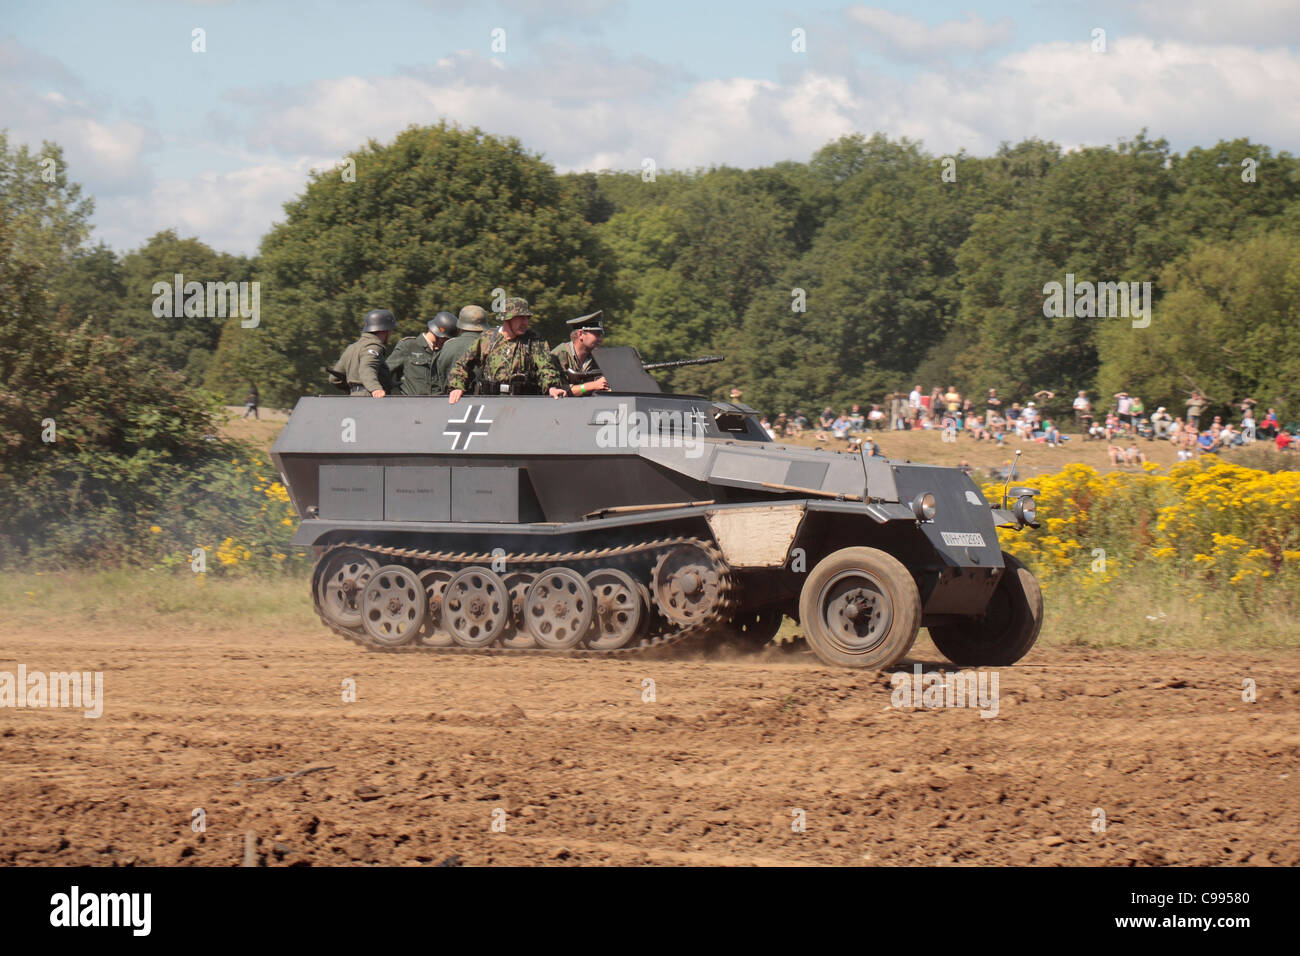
[330,308,396,397]
[552,311,610,396]
[434,304,488,395]
[387,311,457,396]
[446,297,566,403]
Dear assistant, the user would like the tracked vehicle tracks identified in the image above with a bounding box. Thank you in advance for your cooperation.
[313,536,736,658]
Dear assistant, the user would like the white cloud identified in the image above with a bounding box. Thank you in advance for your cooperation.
[0,38,157,195]
[93,155,329,255]
[846,7,1014,60]
[1129,0,1300,45]
[7,30,1300,256]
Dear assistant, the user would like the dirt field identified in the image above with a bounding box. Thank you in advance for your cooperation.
[2,621,1296,866]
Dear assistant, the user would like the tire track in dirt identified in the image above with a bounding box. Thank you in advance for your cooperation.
[0,627,1296,866]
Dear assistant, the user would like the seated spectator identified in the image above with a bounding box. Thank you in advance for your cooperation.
[866,404,884,430]
[1260,408,1280,439]
[1241,409,1256,443]
[1277,429,1294,452]
[1151,407,1173,438]
[1104,411,1121,440]
[831,413,851,442]
[1124,443,1146,466]
[774,412,789,437]
[1041,418,1061,447]
[855,436,881,457]
[1107,444,1125,467]
[792,411,809,435]
[1198,431,1222,455]
[1006,402,1023,423]
[964,413,991,441]
[1221,423,1241,446]
[1135,417,1154,441]
[1129,395,1145,424]
[849,404,866,431]
[760,416,776,440]
[1088,420,1107,441]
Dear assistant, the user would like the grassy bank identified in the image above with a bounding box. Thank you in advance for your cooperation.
[5,565,1294,652]
[0,569,314,635]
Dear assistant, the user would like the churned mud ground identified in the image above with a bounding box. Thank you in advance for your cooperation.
[1,624,1296,866]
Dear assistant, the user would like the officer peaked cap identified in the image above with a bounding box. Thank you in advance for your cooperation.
[566,311,604,333]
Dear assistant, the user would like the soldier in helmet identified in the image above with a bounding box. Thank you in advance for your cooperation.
[434,304,488,395]
[330,308,396,397]
[387,311,457,396]
[552,311,610,396]
[447,297,566,404]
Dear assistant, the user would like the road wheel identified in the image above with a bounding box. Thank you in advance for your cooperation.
[928,552,1043,666]
[360,565,425,647]
[798,547,920,669]
[314,548,378,631]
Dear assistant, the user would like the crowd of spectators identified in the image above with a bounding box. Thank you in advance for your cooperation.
[754,385,1295,466]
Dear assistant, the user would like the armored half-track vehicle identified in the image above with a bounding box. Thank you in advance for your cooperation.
[271,346,1043,669]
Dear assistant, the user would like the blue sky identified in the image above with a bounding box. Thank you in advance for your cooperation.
[4,0,1298,254]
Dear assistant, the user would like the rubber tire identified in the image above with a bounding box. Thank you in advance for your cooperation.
[928,552,1043,666]
[798,547,921,669]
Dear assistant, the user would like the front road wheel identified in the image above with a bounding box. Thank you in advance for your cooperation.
[798,547,921,669]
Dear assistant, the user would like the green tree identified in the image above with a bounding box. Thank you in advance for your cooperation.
[1096,231,1300,420]
[110,230,253,383]
[210,122,616,404]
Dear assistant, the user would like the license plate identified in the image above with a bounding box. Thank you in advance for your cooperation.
[941,531,986,547]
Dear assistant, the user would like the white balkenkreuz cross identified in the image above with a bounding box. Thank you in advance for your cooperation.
[444,404,494,449]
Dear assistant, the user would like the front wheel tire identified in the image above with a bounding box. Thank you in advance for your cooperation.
[928,552,1043,666]
[798,547,921,669]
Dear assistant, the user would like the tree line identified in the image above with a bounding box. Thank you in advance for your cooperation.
[14,123,1300,426]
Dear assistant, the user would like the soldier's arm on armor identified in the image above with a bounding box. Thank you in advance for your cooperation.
[445,337,482,402]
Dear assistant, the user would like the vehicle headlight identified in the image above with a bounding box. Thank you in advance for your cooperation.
[911,492,937,521]
[1014,494,1037,525]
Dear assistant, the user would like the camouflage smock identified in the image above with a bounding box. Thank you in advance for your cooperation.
[446,328,562,395]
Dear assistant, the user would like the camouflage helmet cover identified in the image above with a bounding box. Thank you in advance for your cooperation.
[457,305,488,332]
[502,297,533,319]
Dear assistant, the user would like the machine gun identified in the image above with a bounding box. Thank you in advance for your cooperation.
[571,349,724,393]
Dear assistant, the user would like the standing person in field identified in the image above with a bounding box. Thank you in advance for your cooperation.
[1186,389,1207,431]
[242,382,259,419]
[984,388,1002,426]
[943,385,961,417]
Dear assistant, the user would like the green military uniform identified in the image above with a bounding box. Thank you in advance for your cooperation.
[435,330,481,394]
[331,331,391,395]
[552,311,605,390]
[387,333,441,395]
[447,327,562,395]
[551,340,597,385]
